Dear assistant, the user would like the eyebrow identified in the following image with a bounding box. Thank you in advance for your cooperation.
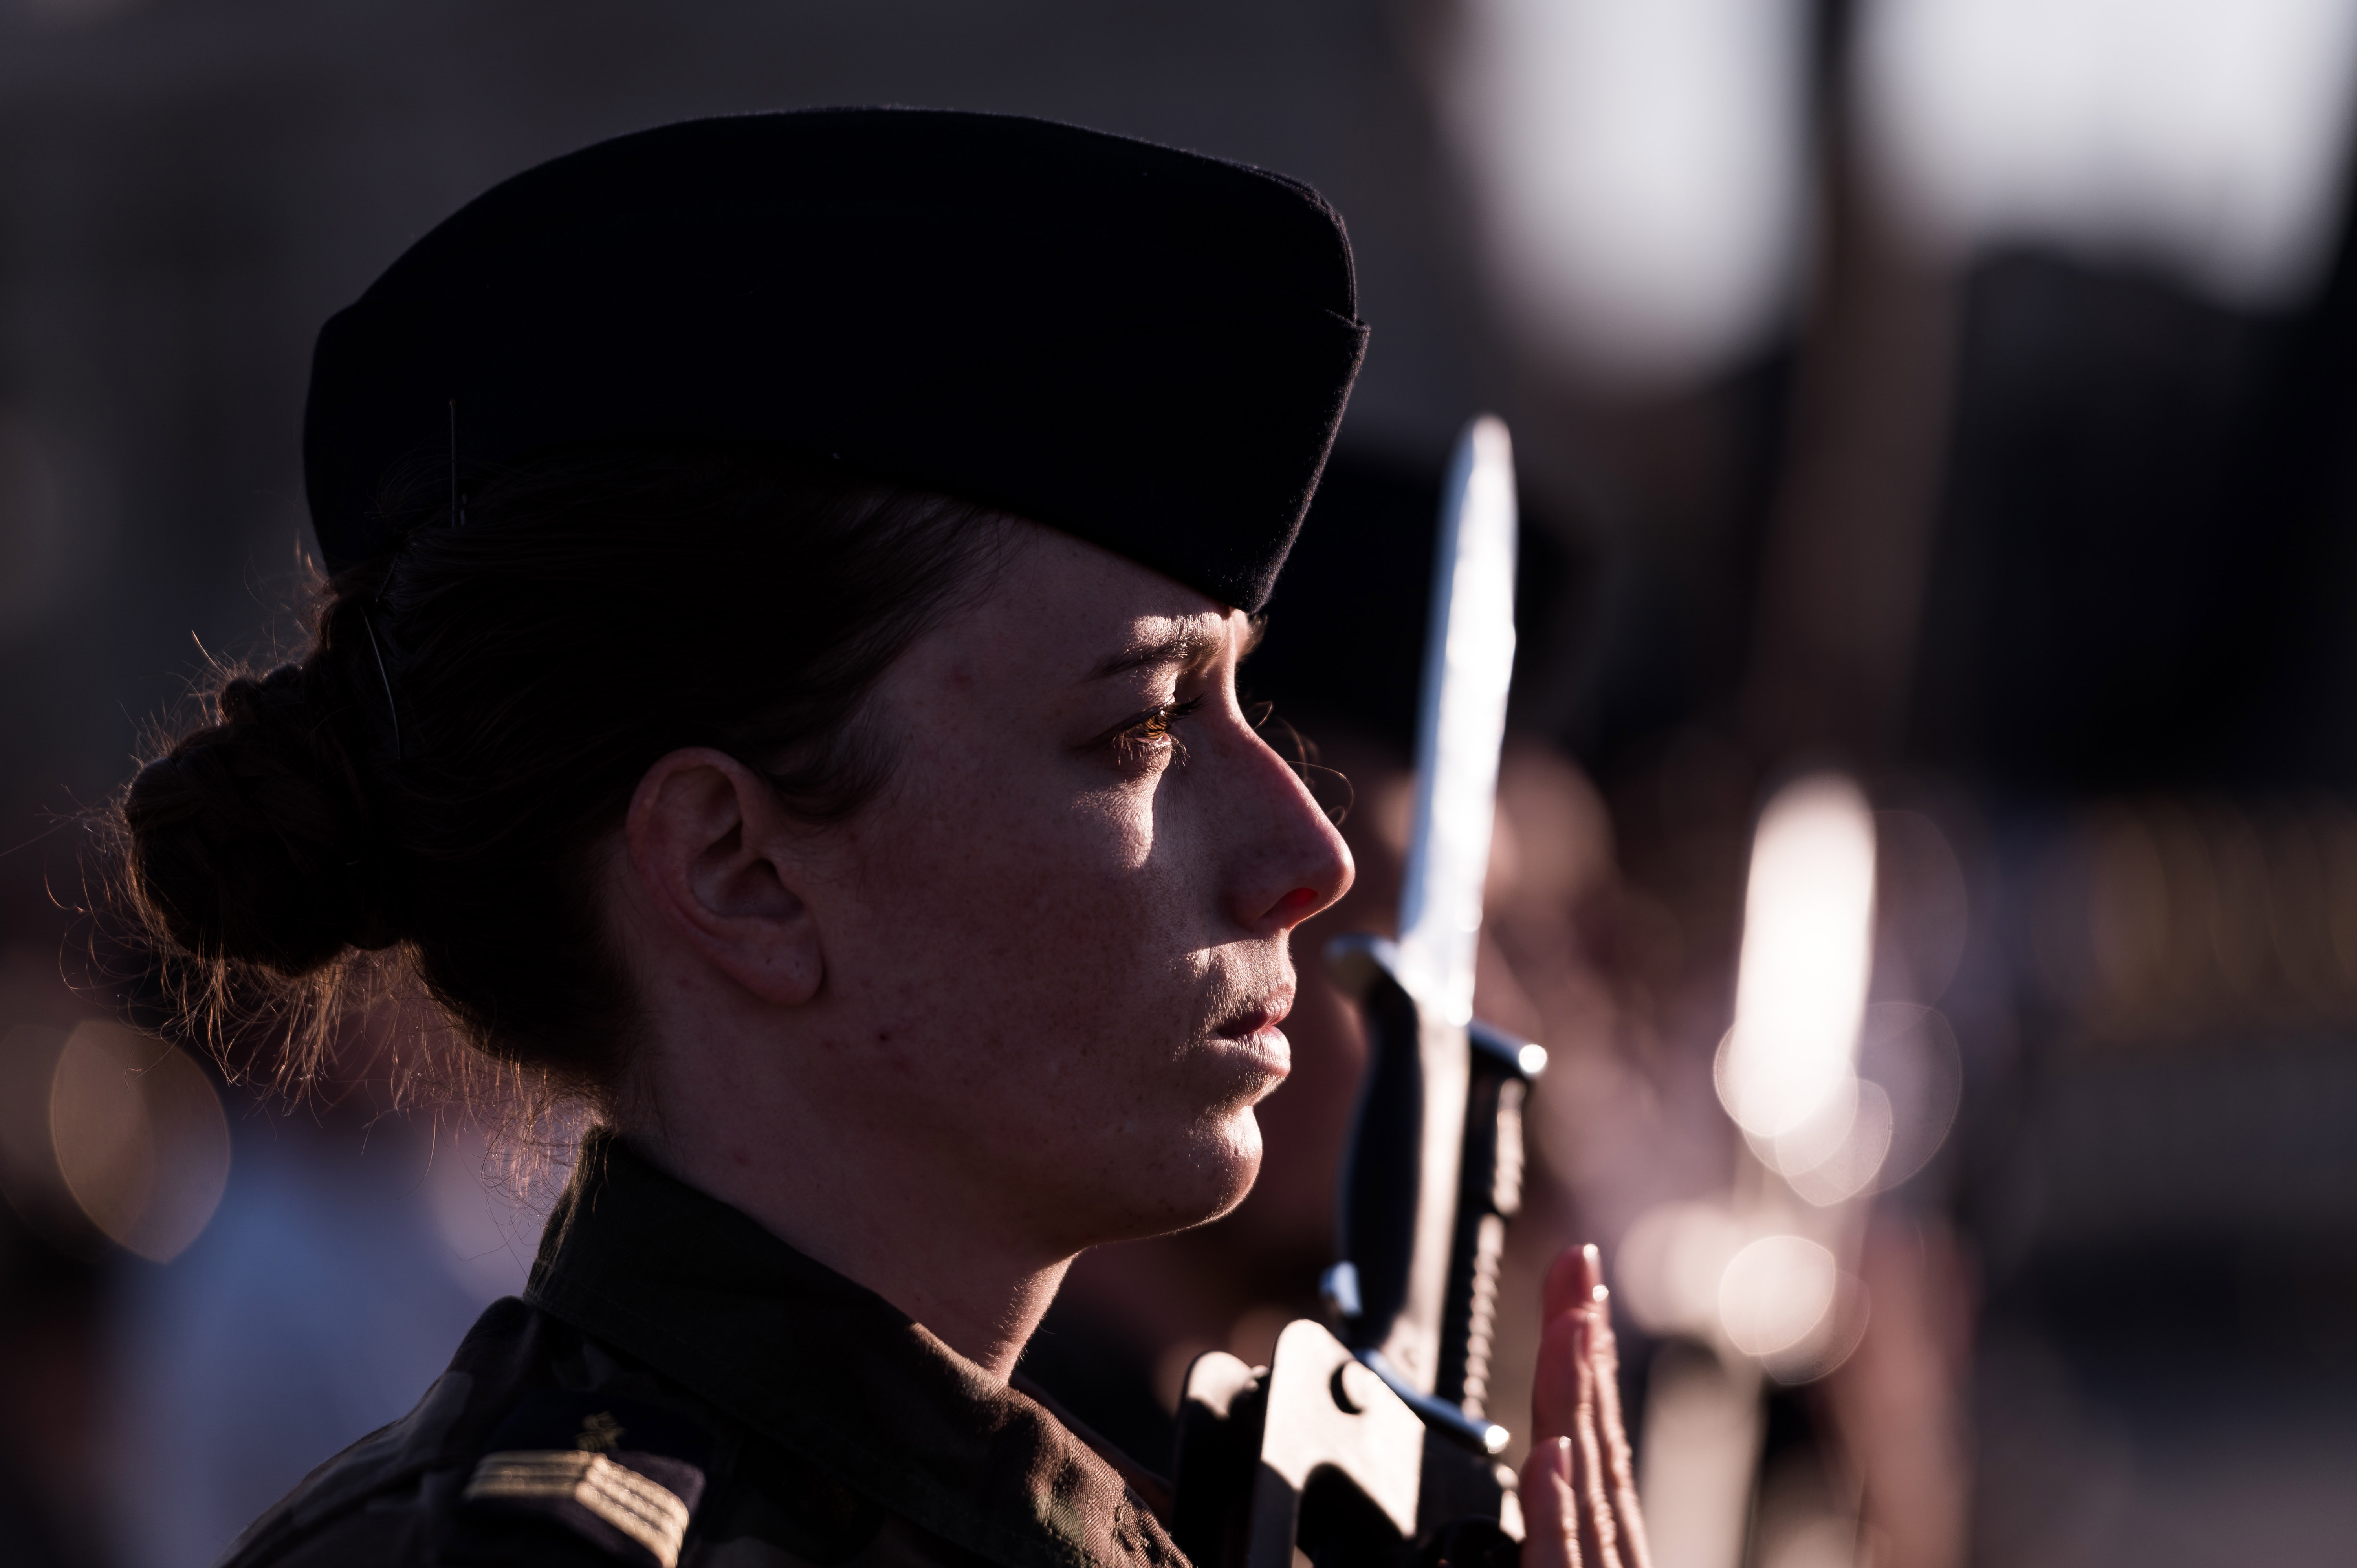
[1085,623,1230,682]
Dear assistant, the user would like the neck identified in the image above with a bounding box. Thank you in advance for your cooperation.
[617,1059,1070,1383]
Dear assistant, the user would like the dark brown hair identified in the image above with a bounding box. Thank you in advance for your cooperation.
[113,444,1013,1108]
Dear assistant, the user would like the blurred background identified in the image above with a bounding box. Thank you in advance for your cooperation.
[6,1,2357,1564]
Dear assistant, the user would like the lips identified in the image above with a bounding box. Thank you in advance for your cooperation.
[1213,993,1293,1042]
[1208,998,1294,1093]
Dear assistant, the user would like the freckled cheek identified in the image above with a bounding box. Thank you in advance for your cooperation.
[852,786,1197,1084]
[938,803,1163,940]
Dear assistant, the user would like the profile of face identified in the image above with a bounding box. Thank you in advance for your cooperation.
[618,522,1354,1268]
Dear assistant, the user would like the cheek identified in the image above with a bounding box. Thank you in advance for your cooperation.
[832,766,1270,1238]
[845,769,1199,1075]
[878,768,1173,963]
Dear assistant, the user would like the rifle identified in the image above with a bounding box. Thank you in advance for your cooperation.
[1169,418,1542,1568]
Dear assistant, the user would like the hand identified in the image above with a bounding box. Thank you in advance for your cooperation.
[1521,1245,1651,1568]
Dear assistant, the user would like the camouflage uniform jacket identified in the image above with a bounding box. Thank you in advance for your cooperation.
[216,1133,1187,1568]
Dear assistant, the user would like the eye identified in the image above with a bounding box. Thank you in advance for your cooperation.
[1103,695,1206,766]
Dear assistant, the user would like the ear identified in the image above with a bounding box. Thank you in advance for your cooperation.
[623,747,824,1006]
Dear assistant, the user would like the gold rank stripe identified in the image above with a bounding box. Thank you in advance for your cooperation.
[464,1448,692,1568]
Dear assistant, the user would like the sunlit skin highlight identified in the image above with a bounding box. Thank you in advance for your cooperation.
[607,524,1352,1380]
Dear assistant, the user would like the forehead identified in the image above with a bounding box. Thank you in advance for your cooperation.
[967,526,1241,680]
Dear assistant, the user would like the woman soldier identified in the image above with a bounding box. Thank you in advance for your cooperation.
[115,111,1647,1568]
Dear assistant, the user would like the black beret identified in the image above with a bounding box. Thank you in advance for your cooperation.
[303,108,1369,612]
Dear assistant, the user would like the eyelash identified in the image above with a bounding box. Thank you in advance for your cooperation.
[1109,695,1206,764]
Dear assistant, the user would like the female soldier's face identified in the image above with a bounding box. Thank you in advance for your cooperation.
[799,524,1354,1254]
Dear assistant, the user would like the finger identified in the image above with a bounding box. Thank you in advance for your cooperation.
[1535,1244,1603,1445]
[1587,1288,1652,1568]
[1532,1297,1582,1443]
[1543,1242,1603,1326]
[1571,1310,1623,1568]
[1518,1436,1584,1568]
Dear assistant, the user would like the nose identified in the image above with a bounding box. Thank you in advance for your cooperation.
[1222,717,1354,937]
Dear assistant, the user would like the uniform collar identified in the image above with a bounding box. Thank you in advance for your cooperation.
[524,1132,1184,1568]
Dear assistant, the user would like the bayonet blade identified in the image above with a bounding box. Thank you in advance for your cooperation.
[1396,416,1518,1023]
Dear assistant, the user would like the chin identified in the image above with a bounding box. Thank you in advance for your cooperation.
[1065,1108,1265,1245]
[1158,1108,1267,1235]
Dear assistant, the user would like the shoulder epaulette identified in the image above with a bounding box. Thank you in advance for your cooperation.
[448,1391,711,1568]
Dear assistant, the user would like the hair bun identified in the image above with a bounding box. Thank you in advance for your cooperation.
[125,663,394,976]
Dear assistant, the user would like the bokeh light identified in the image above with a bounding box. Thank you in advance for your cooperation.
[1860,0,2357,304]
[48,1022,231,1264]
[1850,1004,1962,1196]
[1619,1198,1752,1343]
[1717,1234,1838,1359]
[1716,775,1879,1141]
[1437,0,1811,386]
[1767,1078,1895,1209]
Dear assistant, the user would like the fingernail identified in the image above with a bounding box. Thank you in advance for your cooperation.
[1583,1242,1601,1266]
[1592,1283,1609,1304]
